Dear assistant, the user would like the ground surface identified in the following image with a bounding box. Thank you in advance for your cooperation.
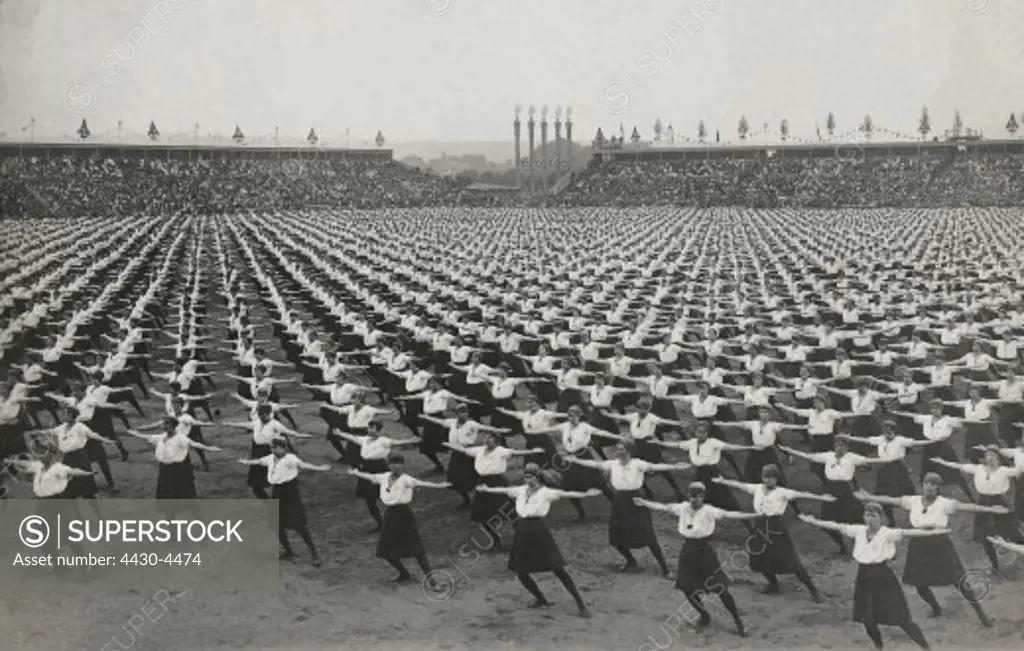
[3,214,1023,651]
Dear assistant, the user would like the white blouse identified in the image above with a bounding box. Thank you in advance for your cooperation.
[589,385,615,408]
[802,408,840,435]
[470,446,514,476]
[678,438,725,466]
[154,432,193,464]
[605,458,653,491]
[868,435,913,462]
[423,389,453,414]
[901,495,956,529]
[915,414,958,442]
[446,419,479,446]
[840,525,903,564]
[627,413,662,440]
[964,465,1019,495]
[752,485,797,516]
[357,436,393,461]
[512,485,562,518]
[669,502,727,538]
[25,461,76,497]
[258,453,316,485]
[689,395,724,418]
[813,452,867,481]
[373,472,430,506]
[561,422,596,453]
[55,422,95,453]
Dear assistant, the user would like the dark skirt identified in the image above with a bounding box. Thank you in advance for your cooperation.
[853,562,912,626]
[675,537,729,597]
[62,448,98,498]
[964,421,998,463]
[902,533,965,587]
[822,479,864,524]
[272,478,307,530]
[447,451,479,494]
[84,437,108,463]
[0,422,28,461]
[559,449,606,491]
[472,473,512,524]
[633,438,664,463]
[609,489,657,549]
[376,504,425,560]
[523,432,558,468]
[743,446,783,484]
[247,442,271,489]
[974,493,1022,543]
[508,517,566,573]
[357,458,388,499]
[156,459,197,499]
[748,515,801,575]
[693,465,742,511]
[419,417,447,455]
[875,460,916,498]
[919,440,963,485]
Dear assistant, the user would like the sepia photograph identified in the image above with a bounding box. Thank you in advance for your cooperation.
[1,1,1023,649]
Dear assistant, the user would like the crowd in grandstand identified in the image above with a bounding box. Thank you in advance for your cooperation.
[4,148,1024,216]
[0,156,502,217]
[559,153,1024,208]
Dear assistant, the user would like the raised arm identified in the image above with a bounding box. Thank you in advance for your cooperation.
[987,536,1024,556]
[797,513,850,534]
[633,497,678,513]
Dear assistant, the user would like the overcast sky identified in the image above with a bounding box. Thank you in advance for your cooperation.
[1,0,1021,144]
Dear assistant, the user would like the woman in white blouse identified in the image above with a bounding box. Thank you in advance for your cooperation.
[487,364,544,434]
[26,406,117,499]
[446,432,543,551]
[856,473,1003,626]
[941,385,1003,462]
[838,420,932,521]
[584,373,638,440]
[567,441,688,576]
[239,438,329,567]
[891,398,976,499]
[476,463,598,618]
[714,465,832,601]
[6,444,96,500]
[713,405,808,487]
[422,403,509,509]
[349,452,450,584]
[781,435,887,554]
[931,447,1024,575]
[518,343,561,406]
[555,406,617,520]
[127,416,220,500]
[798,503,942,651]
[653,421,754,523]
[398,376,476,474]
[635,482,758,637]
[338,421,420,532]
